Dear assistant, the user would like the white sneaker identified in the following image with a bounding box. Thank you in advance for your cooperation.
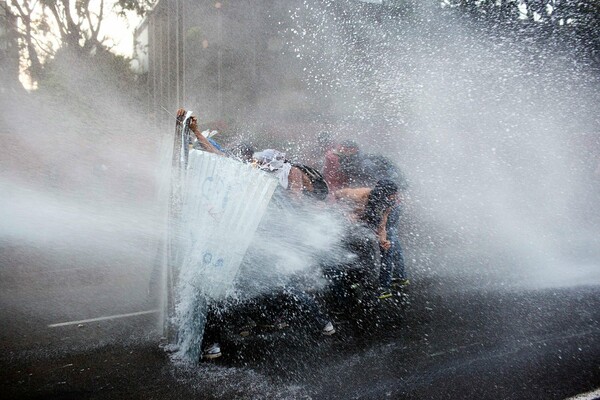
[202,343,222,359]
[322,321,336,336]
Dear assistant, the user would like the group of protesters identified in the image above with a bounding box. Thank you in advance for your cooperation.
[177,109,409,360]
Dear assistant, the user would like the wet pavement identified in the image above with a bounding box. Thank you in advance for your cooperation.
[1,243,599,399]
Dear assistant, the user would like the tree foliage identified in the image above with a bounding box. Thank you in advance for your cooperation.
[2,0,155,85]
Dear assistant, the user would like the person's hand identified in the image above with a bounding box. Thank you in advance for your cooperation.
[380,239,391,251]
[176,109,199,132]
[189,116,199,133]
[176,108,187,126]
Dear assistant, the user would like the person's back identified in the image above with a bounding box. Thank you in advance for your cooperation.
[333,187,371,221]
[333,180,398,248]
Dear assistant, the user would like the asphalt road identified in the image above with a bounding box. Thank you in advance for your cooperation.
[1,241,599,400]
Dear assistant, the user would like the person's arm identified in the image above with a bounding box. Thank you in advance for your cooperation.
[176,109,225,156]
[332,188,350,201]
[189,117,226,156]
[333,188,370,204]
[287,166,306,197]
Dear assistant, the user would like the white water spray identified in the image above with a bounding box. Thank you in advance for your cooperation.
[170,149,349,362]
[285,1,600,289]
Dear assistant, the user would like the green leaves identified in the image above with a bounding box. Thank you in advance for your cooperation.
[114,0,154,17]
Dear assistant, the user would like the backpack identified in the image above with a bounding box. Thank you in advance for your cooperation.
[293,164,330,201]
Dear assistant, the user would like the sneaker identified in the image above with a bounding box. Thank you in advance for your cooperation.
[391,278,410,288]
[322,321,336,336]
[202,343,222,360]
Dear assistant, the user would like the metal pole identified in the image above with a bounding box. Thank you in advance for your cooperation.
[165,111,191,343]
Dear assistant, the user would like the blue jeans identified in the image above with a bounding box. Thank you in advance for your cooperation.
[380,206,406,288]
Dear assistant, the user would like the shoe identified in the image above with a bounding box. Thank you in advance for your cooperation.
[322,321,336,335]
[202,343,222,360]
[377,290,393,300]
[391,278,410,288]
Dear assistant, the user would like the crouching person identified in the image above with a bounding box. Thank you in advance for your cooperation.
[332,179,400,300]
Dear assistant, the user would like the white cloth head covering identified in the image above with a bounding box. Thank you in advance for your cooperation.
[253,149,286,171]
[253,149,292,188]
